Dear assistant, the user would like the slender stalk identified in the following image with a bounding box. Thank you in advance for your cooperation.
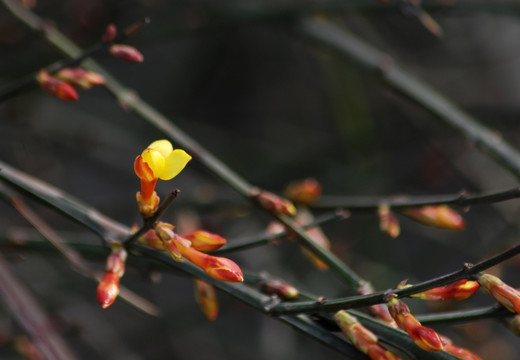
[416,305,510,325]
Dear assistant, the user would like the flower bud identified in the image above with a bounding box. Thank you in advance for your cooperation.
[252,189,296,216]
[194,279,218,321]
[37,70,78,101]
[399,279,480,301]
[378,205,400,238]
[55,67,105,89]
[477,273,520,313]
[109,44,144,63]
[154,222,185,262]
[358,281,398,328]
[387,295,443,352]
[97,272,120,309]
[183,230,226,252]
[259,279,299,299]
[103,24,117,42]
[402,205,465,230]
[441,335,482,360]
[284,178,322,205]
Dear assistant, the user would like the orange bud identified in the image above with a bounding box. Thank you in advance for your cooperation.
[253,189,296,216]
[387,296,443,352]
[55,67,105,89]
[400,279,480,301]
[183,230,227,252]
[478,273,520,313]
[358,282,398,328]
[155,222,185,262]
[259,279,299,299]
[284,178,322,205]
[109,44,144,63]
[103,24,117,42]
[97,272,120,309]
[179,244,243,282]
[37,70,78,101]
[441,335,482,360]
[194,279,218,321]
[378,205,400,238]
[402,205,465,230]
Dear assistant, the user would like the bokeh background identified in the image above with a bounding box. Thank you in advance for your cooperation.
[2,0,520,359]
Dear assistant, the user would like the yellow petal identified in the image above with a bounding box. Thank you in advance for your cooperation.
[141,149,165,177]
[147,139,173,158]
[160,149,192,180]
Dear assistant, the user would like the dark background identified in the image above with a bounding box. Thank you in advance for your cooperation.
[1,1,520,359]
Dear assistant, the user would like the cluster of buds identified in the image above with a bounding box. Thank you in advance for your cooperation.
[398,279,480,301]
[134,139,192,217]
[37,70,79,101]
[378,205,400,238]
[477,273,520,313]
[386,295,444,352]
[252,188,296,216]
[401,205,465,230]
[358,281,398,328]
[194,279,219,321]
[102,24,144,63]
[37,67,105,101]
[259,279,299,300]
[144,223,243,283]
[284,178,322,205]
[334,310,401,360]
[96,243,127,309]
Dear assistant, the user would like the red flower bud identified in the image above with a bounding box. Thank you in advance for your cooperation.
[259,279,299,299]
[252,189,296,216]
[441,335,482,360]
[183,230,226,252]
[109,44,144,63]
[402,205,465,230]
[55,67,105,89]
[378,205,400,238]
[478,273,520,313]
[194,279,218,321]
[399,279,480,301]
[103,24,117,42]
[37,70,78,101]
[284,178,322,205]
[97,272,120,309]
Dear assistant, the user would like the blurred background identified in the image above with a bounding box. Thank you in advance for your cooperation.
[2,0,520,359]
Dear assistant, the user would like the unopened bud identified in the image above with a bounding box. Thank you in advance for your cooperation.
[155,222,186,262]
[378,205,400,238]
[284,178,322,205]
[103,24,117,42]
[136,190,160,218]
[194,279,218,321]
[402,205,465,230]
[399,279,480,301]
[252,189,296,216]
[441,335,482,360]
[183,230,226,252]
[37,70,78,101]
[259,279,299,299]
[55,67,105,89]
[97,272,120,309]
[109,44,144,63]
[478,273,520,313]
[180,245,243,282]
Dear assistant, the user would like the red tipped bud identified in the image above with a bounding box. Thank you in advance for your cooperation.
[155,222,186,262]
[399,279,480,301]
[179,244,243,282]
[259,279,299,299]
[284,178,322,205]
[97,272,120,309]
[402,205,465,230]
[478,273,520,313]
[378,205,400,238]
[387,295,443,352]
[55,67,105,90]
[252,189,296,216]
[441,335,482,360]
[109,44,144,63]
[183,230,227,252]
[103,24,117,42]
[194,279,218,321]
[37,70,78,101]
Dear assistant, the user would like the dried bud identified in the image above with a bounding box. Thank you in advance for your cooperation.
[284,178,322,205]
[103,24,117,42]
[183,230,226,252]
[97,272,120,309]
[441,335,482,360]
[378,205,400,238]
[387,295,443,352]
[194,279,218,321]
[259,279,299,299]
[399,279,480,301]
[252,189,296,216]
[37,70,78,101]
[402,205,465,230]
[109,44,144,63]
[477,273,520,313]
